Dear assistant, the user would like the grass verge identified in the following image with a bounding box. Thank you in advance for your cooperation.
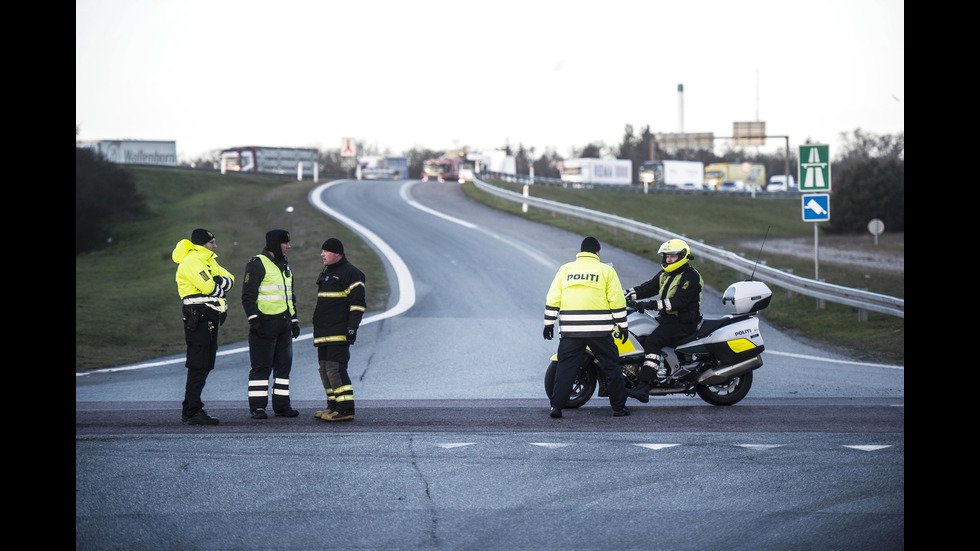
[75,168,388,370]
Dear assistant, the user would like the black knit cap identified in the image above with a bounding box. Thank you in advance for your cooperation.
[265,229,290,249]
[321,238,344,255]
[191,228,214,246]
[581,236,601,253]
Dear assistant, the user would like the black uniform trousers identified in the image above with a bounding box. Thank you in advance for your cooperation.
[640,318,697,382]
[552,334,627,411]
[644,318,697,356]
[182,306,219,418]
[318,344,354,413]
[247,315,294,413]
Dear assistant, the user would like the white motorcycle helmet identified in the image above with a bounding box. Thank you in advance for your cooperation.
[658,239,691,273]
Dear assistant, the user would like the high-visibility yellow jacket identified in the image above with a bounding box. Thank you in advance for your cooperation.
[544,252,627,337]
[172,239,234,315]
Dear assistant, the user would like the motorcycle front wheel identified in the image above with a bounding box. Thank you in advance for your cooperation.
[695,371,753,406]
[544,358,597,408]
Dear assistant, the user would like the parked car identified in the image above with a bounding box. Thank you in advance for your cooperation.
[767,174,795,192]
[719,179,745,192]
[766,180,786,192]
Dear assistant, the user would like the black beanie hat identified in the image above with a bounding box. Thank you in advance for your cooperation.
[322,238,344,255]
[265,229,290,251]
[581,236,601,253]
[191,228,214,246]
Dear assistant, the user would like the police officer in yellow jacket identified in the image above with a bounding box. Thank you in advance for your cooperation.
[544,236,630,418]
[242,229,300,419]
[173,228,234,426]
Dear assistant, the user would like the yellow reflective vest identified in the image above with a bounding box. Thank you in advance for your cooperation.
[544,252,627,337]
[243,253,296,321]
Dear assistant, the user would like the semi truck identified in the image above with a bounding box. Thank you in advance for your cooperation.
[458,150,517,182]
[78,140,178,167]
[422,156,463,183]
[560,158,633,185]
[220,146,319,177]
[480,150,517,175]
[638,160,705,188]
[703,162,766,190]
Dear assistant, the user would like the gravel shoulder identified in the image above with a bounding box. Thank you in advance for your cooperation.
[738,232,904,274]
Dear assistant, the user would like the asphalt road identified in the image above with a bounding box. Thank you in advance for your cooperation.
[76,179,904,550]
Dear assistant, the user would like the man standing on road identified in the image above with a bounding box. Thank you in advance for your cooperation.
[312,238,366,422]
[173,228,234,426]
[242,229,300,419]
[543,236,630,418]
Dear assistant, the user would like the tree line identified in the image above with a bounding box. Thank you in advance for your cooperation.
[77,126,902,254]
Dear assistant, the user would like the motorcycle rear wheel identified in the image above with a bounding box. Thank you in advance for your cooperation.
[544,358,597,408]
[695,371,753,406]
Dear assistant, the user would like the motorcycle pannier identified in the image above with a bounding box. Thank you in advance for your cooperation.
[722,281,772,314]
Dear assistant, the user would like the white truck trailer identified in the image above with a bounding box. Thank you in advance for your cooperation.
[220,146,319,177]
[560,158,633,185]
[638,160,705,188]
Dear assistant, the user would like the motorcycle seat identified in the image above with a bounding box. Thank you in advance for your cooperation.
[690,314,753,341]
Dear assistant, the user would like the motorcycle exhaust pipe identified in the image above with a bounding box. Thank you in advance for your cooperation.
[697,356,763,386]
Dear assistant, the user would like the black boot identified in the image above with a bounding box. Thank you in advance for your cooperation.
[626,382,651,403]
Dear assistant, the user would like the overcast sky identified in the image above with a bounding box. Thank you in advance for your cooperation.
[76,0,904,162]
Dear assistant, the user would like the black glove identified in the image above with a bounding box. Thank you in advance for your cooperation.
[346,329,357,344]
[543,325,554,340]
[210,276,228,298]
[291,321,301,339]
[618,327,629,344]
[636,300,662,313]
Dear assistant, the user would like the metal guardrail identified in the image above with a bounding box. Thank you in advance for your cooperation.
[472,177,904,319]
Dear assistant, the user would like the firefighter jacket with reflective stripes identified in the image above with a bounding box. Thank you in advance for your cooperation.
[544,252,627,337]
[632,263,703,325]
[172,239,234,314]
[312,257,366,346]
[241,250,297,322]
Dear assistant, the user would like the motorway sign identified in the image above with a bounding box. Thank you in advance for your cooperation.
[799,144,831,192]
[802,194,831,222]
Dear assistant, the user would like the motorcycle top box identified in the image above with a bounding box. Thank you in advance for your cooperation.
[722,280,772,314]
[681,282,771,364]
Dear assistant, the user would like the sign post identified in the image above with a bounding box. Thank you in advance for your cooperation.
[341,138,357,178]
[868,218,885,246]
[799,145,831,280]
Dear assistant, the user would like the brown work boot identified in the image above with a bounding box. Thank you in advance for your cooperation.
[323,409,354,422]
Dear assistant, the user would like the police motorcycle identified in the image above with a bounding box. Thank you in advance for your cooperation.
[544,279,772,407]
